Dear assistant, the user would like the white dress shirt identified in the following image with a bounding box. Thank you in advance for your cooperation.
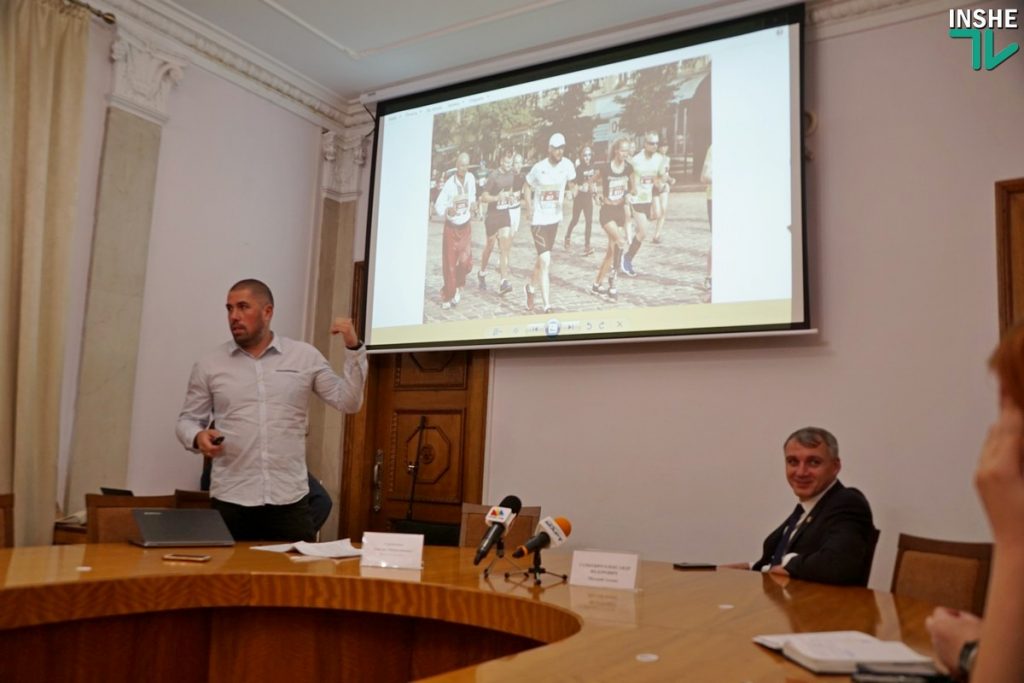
[175,334,367,506]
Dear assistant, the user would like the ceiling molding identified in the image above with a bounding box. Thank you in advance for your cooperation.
[350,0,936,106]
[88,0,942,133]
[257,0,568,61]
[807,0,947,41]
[352,0,790,104]
[94,0,355,129]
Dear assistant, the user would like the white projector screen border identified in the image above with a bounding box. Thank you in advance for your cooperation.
[364,4,808,352]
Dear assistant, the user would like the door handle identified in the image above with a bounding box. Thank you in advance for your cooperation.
[372,449,383,513]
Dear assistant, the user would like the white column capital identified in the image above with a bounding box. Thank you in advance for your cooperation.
[109,26,187,126]
[321,126,373,201]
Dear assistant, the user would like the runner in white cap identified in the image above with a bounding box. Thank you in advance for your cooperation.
[522,133,576,313]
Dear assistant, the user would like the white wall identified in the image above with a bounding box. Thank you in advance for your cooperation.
[62,6,1023,593]
[123,62,323,493]
[484,11,1024,589]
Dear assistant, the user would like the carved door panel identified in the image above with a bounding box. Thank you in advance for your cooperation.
[340,349,488,541]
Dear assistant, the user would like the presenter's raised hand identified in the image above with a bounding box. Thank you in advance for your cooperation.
[330,317,360,349]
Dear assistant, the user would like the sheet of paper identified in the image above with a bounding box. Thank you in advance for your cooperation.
[292,539,361,558]
[251,539,362,558]
[251,542,297,553]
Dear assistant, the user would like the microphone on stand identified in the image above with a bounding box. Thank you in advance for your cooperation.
[473,495,522,565]
[512,516,572,559]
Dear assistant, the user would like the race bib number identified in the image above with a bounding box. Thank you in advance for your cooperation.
[539,188,561,211]
[607,176,628,202]
[452,196,469,219]
[495,187,520,210]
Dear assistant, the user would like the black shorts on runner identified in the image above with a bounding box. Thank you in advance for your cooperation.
[531,223,559,255]
[485,212,511,238]
[600,204,627,227]
[632,202,654,220]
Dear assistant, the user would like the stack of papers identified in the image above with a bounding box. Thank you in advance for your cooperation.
[252,539,361,559]
[754,630,932,674]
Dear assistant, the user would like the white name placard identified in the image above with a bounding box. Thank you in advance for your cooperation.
[569,550,639,590]
[360,532,424,569]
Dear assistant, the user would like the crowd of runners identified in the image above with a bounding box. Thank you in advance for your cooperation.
[429,131,707,315]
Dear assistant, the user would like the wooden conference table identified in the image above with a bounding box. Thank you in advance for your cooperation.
[0,544,935,682]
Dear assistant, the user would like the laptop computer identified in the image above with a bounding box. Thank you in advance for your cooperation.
[131,508,235,547]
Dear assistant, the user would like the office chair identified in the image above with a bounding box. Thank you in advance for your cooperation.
[85,493,177,543]
[891,533,992,614]
[458,503,541,551]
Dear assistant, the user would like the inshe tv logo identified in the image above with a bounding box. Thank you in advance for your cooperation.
[949,8,1020,70]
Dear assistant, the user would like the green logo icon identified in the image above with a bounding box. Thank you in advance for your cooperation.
[950,28,1020,70]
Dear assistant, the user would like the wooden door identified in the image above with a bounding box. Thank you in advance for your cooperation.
[340,349,489,542]
[996,178,1024,333]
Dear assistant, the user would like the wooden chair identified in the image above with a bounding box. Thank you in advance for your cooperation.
[0,493,13,548]
[891,533,993,614]
[84,493,177,543]
[458,503,541,552]
[174,489,212,509]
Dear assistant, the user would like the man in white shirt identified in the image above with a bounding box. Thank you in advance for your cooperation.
[623,132,668,277]
[523,132,576,313]
[176,279,367,542]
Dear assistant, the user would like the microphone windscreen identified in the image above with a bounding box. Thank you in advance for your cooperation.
[553,517,572,537]
[498,495,522,515]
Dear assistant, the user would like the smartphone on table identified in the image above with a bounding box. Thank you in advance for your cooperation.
[162,553,212,563]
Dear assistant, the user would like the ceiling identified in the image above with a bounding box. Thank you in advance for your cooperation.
[154,0,790,103]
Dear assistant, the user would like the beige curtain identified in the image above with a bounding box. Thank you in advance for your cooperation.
[0,0,89,545]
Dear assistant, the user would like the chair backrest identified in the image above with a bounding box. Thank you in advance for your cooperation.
[0,493,12,548]
[458,503,541,551]
[891,533,993,614]
[174,489,212,509]
[85,493,177,543]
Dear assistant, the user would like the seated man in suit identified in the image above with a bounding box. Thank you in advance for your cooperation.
[725,426,876,586]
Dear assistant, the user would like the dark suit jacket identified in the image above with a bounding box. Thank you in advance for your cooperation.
[753,481,875,586]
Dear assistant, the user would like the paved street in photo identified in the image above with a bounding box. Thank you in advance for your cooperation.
[423,186,711,323]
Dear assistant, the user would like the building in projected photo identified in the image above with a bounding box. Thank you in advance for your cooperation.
[432,56,710,179]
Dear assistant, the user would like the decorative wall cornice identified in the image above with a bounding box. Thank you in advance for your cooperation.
[96,0,356,129]
[321,127,374,201]
[109,27,187,125]
[91,0,944,135]
[807,0,946,40]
